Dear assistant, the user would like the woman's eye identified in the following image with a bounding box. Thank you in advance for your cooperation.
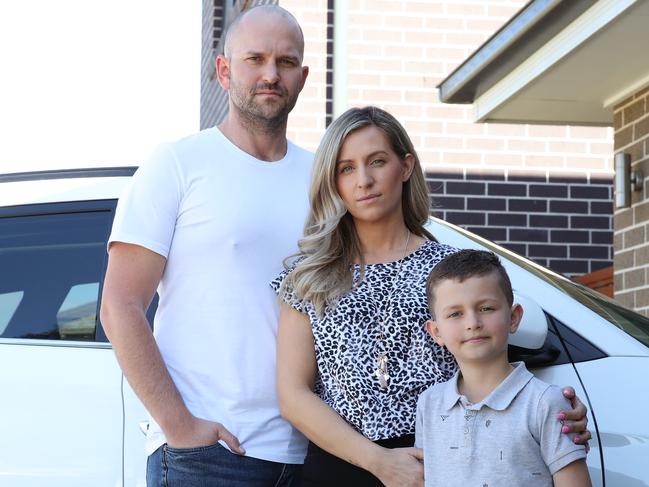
[339,165,353,174]
[371,159,386,166]
[447,311,460,319]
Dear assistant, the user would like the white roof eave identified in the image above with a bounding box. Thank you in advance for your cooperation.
[472,0,639,125]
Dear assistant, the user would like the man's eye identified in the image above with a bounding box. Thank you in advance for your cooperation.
[280,58,297,66]
[447,311,460,318]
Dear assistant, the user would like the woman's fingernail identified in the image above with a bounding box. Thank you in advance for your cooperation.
[558,412,566,421]
[574,436,581,443]
[562,425,570,433]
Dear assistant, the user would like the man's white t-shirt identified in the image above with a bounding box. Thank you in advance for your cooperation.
[109,126,312,463]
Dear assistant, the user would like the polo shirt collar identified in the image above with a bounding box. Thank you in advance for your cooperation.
[442,361,534,412]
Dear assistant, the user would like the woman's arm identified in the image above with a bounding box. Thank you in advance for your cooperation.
[276,303,424,487]
[553,459,591,486]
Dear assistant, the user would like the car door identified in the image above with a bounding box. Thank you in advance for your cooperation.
[0,201,126,486]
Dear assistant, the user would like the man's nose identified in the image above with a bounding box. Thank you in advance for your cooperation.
[261,62,280,84]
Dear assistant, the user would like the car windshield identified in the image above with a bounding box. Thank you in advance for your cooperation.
[437,219,649,348]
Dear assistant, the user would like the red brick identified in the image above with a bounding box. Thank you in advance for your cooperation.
[615,126,633,150]
[624,98,647,125]
[614,110,623,129]
[524,155,563,168]
[424,136,463,150]
[635,115,649,140]
[484,154,524,166]
[590,142,614,155]
[615,94,637,111]
[486,124,526,137]
[528,125,568,138]
[446,3,487,16]
[635,85,649,99]
[569,126,609,139]
[549,141,588,153]
[508,140,546,152]
[442,151,482,165]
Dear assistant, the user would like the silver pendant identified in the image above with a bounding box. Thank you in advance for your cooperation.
[375,352,389,389]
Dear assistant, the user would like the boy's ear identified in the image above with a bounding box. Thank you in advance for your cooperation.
[425,319,444,346]
[509,303,524,334]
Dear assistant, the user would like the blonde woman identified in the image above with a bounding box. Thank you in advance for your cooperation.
[272,107,589,487]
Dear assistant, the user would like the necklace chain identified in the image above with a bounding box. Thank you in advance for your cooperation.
[369,230,411,390]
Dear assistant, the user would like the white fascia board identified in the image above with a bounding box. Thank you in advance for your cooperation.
[604,71,649,108]
[473,0,638,122]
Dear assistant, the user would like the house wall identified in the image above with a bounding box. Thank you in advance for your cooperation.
[201,1,615,277]
[613,86,649,316]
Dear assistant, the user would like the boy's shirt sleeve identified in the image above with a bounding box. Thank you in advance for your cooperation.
[537,384,588,474]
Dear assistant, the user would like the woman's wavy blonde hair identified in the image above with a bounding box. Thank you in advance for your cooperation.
[285,106,435,316]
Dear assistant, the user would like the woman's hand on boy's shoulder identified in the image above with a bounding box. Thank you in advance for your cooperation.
[560,386,591,452]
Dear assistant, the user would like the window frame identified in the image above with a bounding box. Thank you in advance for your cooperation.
[0,199,117,345]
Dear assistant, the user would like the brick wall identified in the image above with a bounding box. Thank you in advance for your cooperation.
[429,170,613,274]
[613,86,649,316]
[282,1,614,277]
[194,1,616,277]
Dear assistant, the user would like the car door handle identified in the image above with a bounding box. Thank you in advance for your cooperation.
[139,421,150,436]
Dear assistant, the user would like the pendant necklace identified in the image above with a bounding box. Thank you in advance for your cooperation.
[370,230,411,390]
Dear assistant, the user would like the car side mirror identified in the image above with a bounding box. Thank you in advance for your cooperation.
[509,292,548,350]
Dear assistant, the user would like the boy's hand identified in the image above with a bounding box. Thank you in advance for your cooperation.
[560,387,591,452]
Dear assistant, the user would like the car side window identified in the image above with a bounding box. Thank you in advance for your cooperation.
[0,209,112,341]
[0,291,24,334]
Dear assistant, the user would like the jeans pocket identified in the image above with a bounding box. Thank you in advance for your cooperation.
[164,441,223,455]
[162,441,245,486]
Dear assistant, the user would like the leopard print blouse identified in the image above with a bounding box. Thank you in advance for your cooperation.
[272,239,459,441]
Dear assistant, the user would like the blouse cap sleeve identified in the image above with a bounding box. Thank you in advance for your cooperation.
[270,259,307,314]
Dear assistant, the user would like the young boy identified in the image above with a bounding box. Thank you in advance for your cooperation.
[416,249,591,486]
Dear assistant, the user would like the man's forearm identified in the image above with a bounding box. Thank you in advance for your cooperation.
[102,303,192,439]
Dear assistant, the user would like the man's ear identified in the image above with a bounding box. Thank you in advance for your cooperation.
[509,303,524,334]
[425,319,444,346]
[298,65,309,92]
[215,54,230,90]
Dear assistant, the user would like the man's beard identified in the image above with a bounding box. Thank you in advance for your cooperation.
[229,81,298,134]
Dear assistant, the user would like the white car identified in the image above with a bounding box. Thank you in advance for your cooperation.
[0,168,647,486]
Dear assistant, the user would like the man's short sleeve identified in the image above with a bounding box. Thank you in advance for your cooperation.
[109,143,184,258]
[537,385,587,474]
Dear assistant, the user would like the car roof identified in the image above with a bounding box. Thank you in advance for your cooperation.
[0,167,137,183]
[0,167,137,207]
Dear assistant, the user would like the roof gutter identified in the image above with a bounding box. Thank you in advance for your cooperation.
[438,0,596,104]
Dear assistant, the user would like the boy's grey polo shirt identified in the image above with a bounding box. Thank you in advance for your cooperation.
[415,362,587,486]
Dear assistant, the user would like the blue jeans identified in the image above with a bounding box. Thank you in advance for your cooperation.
[146,443,302,487]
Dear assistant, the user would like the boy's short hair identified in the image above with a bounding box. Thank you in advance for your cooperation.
[426,249,514,315]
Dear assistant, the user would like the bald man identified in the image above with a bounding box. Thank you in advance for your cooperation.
[101,6,310,486]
